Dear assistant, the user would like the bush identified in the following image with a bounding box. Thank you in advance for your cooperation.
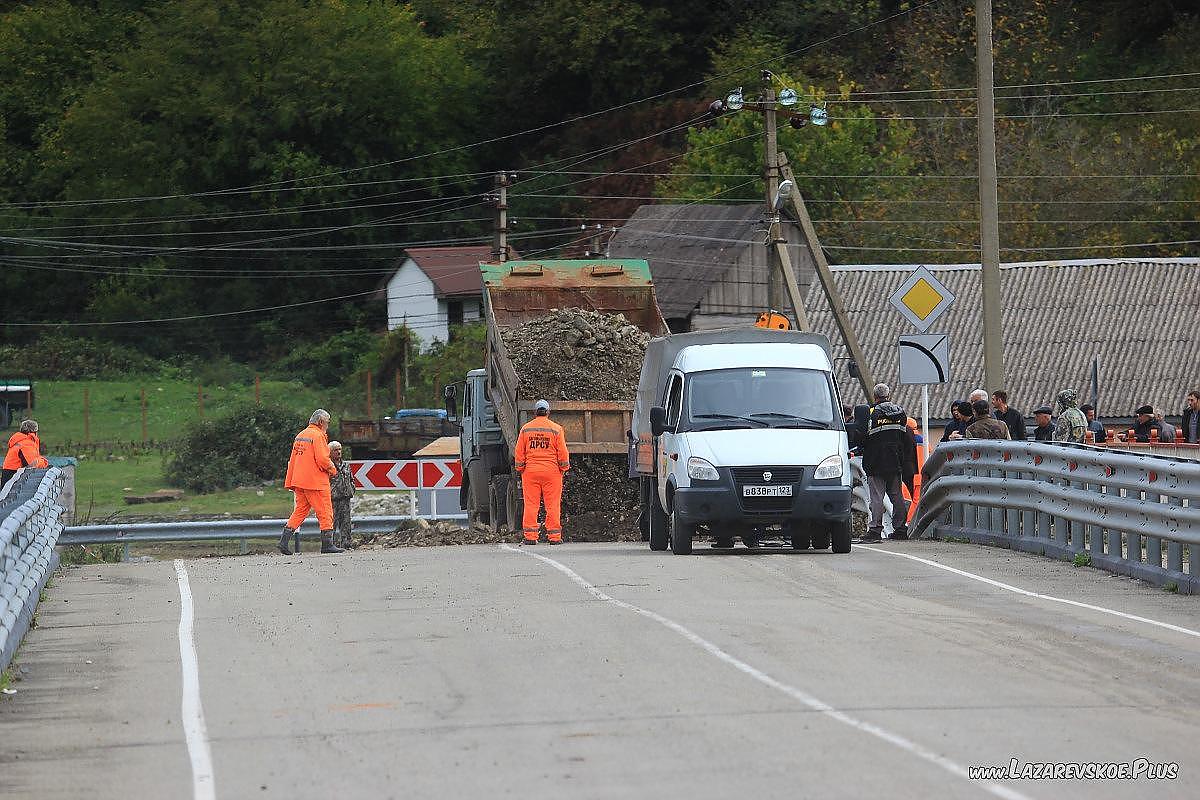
[165,402,305,494]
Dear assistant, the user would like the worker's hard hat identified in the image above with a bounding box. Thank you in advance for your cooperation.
[535,399,550,413]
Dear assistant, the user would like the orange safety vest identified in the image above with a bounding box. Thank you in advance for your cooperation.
[284,424,335,490]
[514,416,570,473]
[3,432,46,470]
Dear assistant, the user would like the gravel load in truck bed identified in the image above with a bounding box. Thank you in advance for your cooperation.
[501,308,650,401]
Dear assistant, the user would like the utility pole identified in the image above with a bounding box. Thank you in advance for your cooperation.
[779,154,874,399]
[489,172,511,263]
[756,71,809,331]
[976,0,1005,389]
[584,223,604,257]
[761,71,784,314]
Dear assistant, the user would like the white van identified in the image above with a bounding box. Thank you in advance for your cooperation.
[631,332,852,555]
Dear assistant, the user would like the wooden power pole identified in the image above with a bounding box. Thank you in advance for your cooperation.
[977,0,1005,390]
[779,153,875,400]
[490,172,511,263]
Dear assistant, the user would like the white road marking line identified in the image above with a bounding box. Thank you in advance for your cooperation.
[857,545,1200,639]
[500,544,1030,800]
[174,560,216,800]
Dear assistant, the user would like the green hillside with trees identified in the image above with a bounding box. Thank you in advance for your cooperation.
[1,0,1197,370]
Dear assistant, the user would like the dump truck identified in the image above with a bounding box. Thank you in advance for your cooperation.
[445,259,669,531]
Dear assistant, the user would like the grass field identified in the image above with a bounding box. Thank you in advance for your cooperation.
[13,377,340,520]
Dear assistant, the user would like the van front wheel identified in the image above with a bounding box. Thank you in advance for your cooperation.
[669,510,694,555]
[830,519,852,554]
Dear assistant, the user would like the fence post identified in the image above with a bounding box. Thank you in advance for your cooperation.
[83,387,91,444]
[140,387,148,443]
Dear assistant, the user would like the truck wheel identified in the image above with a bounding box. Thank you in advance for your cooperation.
[810,529,831,550]
[669,510,693,555]
[489,476,510,533]
[830,519,852,554]
[790,532,810,550]
[714,534,735,549]
[638,477,653,542]
[648,488,669,551]
[507,476,525,537]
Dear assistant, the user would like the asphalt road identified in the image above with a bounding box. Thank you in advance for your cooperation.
[3,540,1199,800]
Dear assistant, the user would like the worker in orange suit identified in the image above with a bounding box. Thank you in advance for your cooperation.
[514,399,570,545]
[279,408,342,555]
[2,419,49,491]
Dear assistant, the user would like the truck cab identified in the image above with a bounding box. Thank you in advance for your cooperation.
[645,340,853,554]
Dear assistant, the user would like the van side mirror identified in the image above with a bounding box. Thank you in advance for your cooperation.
[650,406,668,436]
[847,361,861,379]
[443,384,457,420]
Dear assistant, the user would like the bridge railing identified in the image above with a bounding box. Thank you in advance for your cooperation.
[911,440,1200,593]
[1,467,65,672]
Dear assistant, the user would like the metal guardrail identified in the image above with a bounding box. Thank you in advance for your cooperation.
[912,440,1200,593]
[1,467,65,672]
[61,511,466,557]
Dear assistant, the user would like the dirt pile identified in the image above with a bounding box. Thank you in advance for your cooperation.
[561,456,641,541]
[501,308,649,401]
[352,492,416,517]
[355,518,504,548]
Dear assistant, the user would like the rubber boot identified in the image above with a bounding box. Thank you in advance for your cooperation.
[278,526,295,555]
[320,531,344,554]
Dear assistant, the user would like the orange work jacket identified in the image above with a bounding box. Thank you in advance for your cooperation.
[284,424,336,490]
[3,432,46,470]
[514,416,570,473]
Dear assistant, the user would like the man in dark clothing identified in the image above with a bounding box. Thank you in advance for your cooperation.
[1133,404,1169,443]
[991,390,1025,441]
[942,400,971,440]
[1032,406,1054,441]
[861,383,918,543]
[966,399,1010,439]
[1183,390,1200,444]
[1080,404,1107,443]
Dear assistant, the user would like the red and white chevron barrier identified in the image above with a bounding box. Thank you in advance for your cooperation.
[349,459,462,491]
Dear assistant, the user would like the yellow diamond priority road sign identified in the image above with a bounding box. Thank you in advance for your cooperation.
[888,266,955,332]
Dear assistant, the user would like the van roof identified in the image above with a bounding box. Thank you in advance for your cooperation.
[673,342,832,373]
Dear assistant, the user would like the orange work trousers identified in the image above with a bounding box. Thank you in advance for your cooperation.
[287,487,333,530]
[521,466,563,541]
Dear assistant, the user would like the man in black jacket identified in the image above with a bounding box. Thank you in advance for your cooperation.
[860,383,918,542]
[991,390,1026,441]
[1182,390,1199,444]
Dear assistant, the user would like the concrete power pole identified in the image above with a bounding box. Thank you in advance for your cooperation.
[491,172,511,263]
[779,153,874,400]
[759,71,810,331]
[976,0,1005,389]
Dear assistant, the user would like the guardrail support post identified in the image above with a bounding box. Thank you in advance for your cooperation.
[122,542,130,562]
[239,538,248,555]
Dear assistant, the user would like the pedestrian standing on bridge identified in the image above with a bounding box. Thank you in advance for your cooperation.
[1032,406,1054,441]
[861,384,916,542]
[515,399,570,545]
[1154,408,1176,443]
[966,399,1010,440]
[2,419,48,490]
[328,440,355,549]
[991,390,1025,441]
[1080,404,1107,443]
[279,409,343,555]
[1183,390,1200,443]
[1053,390,1087,443]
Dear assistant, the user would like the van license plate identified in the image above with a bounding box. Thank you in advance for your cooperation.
[743,485,792,497]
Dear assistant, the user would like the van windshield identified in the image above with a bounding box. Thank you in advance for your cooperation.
[682,368,839,431]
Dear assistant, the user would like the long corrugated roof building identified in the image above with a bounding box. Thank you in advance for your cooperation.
[806,258,1200,419]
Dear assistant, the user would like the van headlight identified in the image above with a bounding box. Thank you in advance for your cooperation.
[813,454,843,480]
[686,457,720,481]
